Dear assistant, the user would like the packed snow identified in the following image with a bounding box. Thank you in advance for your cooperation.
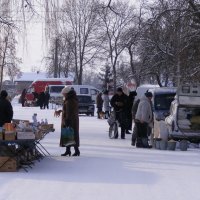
[0,98,200,200]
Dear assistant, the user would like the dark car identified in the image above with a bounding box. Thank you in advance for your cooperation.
[77,95,95,116]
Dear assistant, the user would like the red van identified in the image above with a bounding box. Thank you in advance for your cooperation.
[25,78,72,105]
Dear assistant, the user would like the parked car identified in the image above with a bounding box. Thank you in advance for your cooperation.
[77,94,95,116]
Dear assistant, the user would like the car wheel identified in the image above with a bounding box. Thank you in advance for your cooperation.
[91,113,94,117]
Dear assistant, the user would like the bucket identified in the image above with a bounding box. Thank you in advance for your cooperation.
[167,140,176,151]
[152,139,156,149]
[155,140,160,149]
[180,140,188,151]
[160,140,168,150]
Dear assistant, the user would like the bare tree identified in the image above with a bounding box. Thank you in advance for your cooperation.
[99,0,136,91]
[55,0,104,84]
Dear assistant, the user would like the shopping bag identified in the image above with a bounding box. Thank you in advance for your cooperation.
[61,127,76,147]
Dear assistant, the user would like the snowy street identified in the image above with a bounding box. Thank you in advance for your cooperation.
[0,103,200,200]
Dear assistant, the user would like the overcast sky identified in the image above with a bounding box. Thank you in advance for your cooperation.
[16,0,140,73]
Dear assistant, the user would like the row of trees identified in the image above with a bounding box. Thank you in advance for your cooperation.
[44,0,200,90]
[0,0,200,90]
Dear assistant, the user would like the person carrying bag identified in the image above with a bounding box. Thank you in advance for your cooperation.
[55,86,80,156]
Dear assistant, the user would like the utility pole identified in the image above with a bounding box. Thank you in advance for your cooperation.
[54,38,59,78]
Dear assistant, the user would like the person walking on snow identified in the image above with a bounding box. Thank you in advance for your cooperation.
[110,87,128,139]
[102,90,110,119]
[135,91,153,148]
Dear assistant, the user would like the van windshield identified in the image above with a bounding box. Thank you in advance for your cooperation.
[50,86,65,93]
[154,93,176,110]
[77,95,92,103]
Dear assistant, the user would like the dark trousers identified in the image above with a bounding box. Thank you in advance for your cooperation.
[44,103,49,109]
[116,111,126,138]
[135,121,149,147]
[105,111,110,119]
[97,107,102,118]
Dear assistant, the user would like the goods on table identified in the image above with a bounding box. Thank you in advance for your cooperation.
[0,116,55,172]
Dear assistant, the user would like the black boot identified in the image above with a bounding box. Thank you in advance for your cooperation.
[61,147,71,156]
[72,146,80,156]
[121,128,125,139]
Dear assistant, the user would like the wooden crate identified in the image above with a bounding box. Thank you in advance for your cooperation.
[0,157,17,172]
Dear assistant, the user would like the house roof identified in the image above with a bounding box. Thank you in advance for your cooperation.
[14,72,74,82]
[15,72,48,82]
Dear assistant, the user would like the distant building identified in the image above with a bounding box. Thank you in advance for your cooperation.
[14,71,74,94]
[14,71,48,93]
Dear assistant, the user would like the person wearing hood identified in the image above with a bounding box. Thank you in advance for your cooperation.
[135,91,153,148]
[54,86,80,156]
[110,87,128,139]
[0,90,13,127]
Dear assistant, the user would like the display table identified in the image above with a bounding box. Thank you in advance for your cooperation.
[0,129,54,172]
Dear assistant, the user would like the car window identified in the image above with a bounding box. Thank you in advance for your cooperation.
[91,89,98,95]
[80,88,89,94]
[154,93,176,110]
[77,96,92,103]
[50,86,65,93]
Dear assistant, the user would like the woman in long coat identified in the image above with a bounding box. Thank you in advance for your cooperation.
[55,86,80,156]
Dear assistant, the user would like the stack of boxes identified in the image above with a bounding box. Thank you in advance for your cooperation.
[0,121,54,172]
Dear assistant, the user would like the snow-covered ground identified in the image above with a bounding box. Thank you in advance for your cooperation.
[0,99,200,200]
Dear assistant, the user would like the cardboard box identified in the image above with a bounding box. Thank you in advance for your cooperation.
[4,131,16,140]
[40,124,54,130]
[17,132,35,140]
[35,131,44,140]
[12,119,29,125]
[3,123,15,132]
[0,157,17,172]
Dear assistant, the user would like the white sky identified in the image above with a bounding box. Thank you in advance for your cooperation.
[16,0,139,72]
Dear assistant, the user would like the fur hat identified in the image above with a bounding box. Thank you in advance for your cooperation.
[61,86,72,94]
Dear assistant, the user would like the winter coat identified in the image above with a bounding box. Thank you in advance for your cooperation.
[96,94,103,108]
[38,92,45,107]
[126,91,137,130]
[60,90,79,147]
[110,93,129,128]
[0,97,13,126]
[44,91,50,104]
[135,96,153,124]
[102,94,110,111]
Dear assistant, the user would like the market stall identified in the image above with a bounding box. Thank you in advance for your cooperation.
[0,119,54,172]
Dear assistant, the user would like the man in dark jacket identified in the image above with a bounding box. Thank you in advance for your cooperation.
[110,87,128,139]
[44,90,50,109]
[96,92,103,119]
[0,90,13,127]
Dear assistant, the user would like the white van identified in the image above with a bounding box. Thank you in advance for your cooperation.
[48,85,99,103]
[135,84,159,101]
[148,87,177,140]
[165,84,200,142]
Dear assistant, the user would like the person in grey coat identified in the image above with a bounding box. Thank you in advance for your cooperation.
[102,90,110,119]
[135,91,153,148]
